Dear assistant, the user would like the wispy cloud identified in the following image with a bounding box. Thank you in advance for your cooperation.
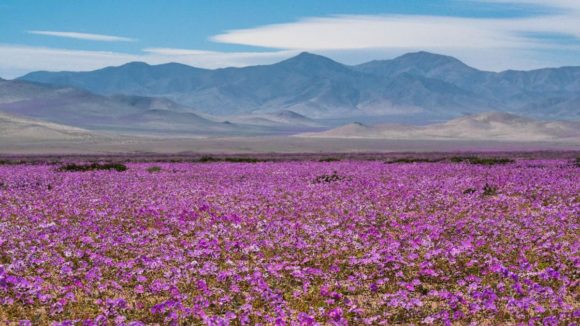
[142,48,294,67]
[212,15,534,50]
[211,13,579,50]
[0,44,293,78]
[143,48,216,56]
[477,0,580,11]
[28,30,136,42]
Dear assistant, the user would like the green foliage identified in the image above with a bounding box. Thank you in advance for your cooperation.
[463,188,477,194]
[198,156,220,163]
[198,156,262,163]
[58,163,127,172]
[386,158,443,164]
[224,157,260,163]
[147,166,162,173]
[319,157,341,162]
[450,156,514,165]
[482,183,498,196]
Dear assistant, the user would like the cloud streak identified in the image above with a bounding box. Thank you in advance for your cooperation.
[0,44,294,78]
[142,48,295,67]
[212,15,535,50]
[211,13,579,51]
[28,31,136,42]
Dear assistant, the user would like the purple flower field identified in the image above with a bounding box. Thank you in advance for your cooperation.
[0,160,578,324]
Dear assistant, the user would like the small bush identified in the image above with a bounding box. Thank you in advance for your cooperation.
[58,163,127,172]
[314,171,344,183]
[0,160,26,165]
[224,157,260,163]
[198,156,262,163]
[575,158,580,167]
[199,156,220,163]
[385,158,443,164]
[470,157,514,165]
[482,183,498,196]
[450,156,514,165]
[319,158,341,162]
[147,166,162,173]
[449,156,467,163]
[463,188,476,194]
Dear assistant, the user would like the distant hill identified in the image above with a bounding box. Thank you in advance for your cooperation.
[0,79,294,136]
[18,51,580,120]
[0,111,94,141]
[298,112,580,143]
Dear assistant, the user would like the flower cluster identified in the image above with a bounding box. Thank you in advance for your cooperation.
[0,160,578,324]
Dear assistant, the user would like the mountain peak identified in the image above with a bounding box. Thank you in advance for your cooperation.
[293,51,326,60]
[393,51,467,67]
[277,52,345,71]
[354,51,481,84]
[119,61,151,68]
[106,61,152,73]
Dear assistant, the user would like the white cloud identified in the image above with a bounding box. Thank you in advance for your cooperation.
[477,0,580,11]
[142,48,295,68]
[0,45,138,78]
[143,48,216,56]
[211,13,579,50]
[0,44,295,78]
[28,30,136,42]
[212,15,523,50]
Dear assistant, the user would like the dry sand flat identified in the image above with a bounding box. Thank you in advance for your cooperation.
[1,112,578,155]
[1,136,578,155]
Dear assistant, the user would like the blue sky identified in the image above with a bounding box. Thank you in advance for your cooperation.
[1,0,579,78]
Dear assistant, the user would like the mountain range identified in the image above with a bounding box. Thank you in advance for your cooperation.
[0,51,577,146]
[17,51,580,121]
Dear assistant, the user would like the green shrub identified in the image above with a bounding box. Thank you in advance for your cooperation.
[482,183,498,196]
[319,157,341,162]
[450,156,514,165]
[224,157,260,163]
[58,163,127,172]
[470,157,514,165]
[385,158,443,164]
[199,156,219,163]
[463,188,476,194]
[147,166,162,173]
